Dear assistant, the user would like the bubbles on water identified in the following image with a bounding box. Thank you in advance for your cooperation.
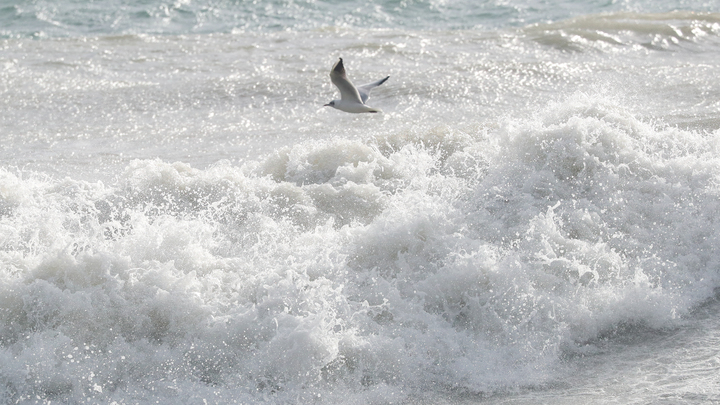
[2,91,720,403]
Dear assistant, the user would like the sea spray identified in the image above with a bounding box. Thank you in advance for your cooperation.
[2,93,720,403]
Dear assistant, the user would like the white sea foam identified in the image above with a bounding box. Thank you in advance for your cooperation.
[2,92,719,403]
[2,3,720,403]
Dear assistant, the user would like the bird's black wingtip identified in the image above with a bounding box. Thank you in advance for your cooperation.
[333,57,345,75]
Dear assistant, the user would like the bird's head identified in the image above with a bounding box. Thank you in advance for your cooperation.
[324,100,335,107]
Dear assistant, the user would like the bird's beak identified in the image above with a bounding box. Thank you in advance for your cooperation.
[323,104,330,107]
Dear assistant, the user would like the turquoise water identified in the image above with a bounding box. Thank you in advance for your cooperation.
[1,0,717,36]
[1,1,720,404]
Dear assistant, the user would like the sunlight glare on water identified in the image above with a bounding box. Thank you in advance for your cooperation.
[1,1,720,404]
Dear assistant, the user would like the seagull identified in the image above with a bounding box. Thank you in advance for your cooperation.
[324,58,389,114]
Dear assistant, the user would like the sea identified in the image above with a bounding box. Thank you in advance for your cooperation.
[1,0,720,404]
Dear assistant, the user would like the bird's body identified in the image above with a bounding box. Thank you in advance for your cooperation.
[325,58,389,113]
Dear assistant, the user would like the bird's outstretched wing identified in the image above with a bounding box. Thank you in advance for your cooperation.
[357,76,390,104]
[330,58,363,105]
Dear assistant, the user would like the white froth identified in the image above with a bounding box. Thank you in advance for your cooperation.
[2,92,720,403]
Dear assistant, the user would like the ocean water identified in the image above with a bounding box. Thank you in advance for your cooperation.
[1,1,720,404]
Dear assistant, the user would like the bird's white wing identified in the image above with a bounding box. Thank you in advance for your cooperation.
[357,76,390,104]
[330,58,364,104]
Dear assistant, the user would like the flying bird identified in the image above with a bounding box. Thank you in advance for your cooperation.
[324,58,389,113]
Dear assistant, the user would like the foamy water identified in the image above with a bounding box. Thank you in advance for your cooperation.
[2,2,720,404]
